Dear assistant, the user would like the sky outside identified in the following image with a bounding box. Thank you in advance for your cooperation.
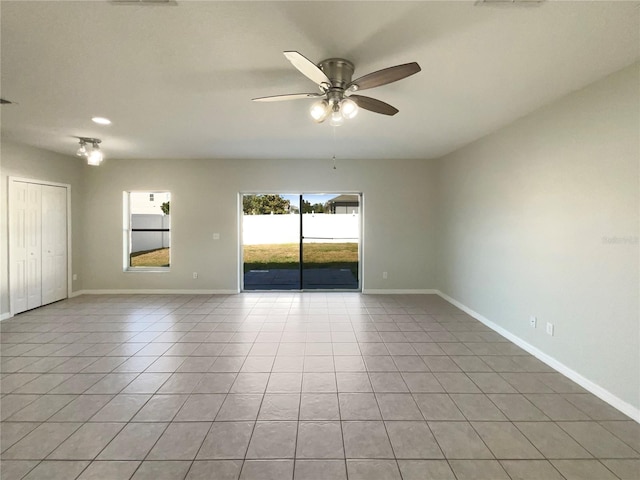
[281,194,341,208]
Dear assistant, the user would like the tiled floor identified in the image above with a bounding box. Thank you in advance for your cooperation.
[0,293,638,480]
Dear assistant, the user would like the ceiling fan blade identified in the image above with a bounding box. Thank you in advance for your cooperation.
[283,51,332,87]
[350,95,399,116]
[252,93,323,102]
[347,62,421,91]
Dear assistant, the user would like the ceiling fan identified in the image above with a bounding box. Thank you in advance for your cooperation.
[252,51,421,126]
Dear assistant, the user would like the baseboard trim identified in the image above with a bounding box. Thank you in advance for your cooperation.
[72,289,239,295]
[435,290,640,423]
[363,289,439,295]
[0,312,14,321]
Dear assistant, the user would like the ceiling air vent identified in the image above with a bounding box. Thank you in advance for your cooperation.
[110,0,177,5]
[474,0,544,6]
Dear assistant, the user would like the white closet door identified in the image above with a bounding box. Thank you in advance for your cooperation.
[10,182,29,313]
[26,183,43,311]
[41,185,68,305]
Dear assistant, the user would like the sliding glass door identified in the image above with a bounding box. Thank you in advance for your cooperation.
[242,193,360,291]
[242,194,300,290]
[301,194,359,290]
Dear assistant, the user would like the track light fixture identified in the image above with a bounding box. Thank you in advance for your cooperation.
[76,137,103,166]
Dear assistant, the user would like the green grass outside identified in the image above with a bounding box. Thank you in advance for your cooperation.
[244,243,358,277]
[130,243,358,276]
[130,247,170,267]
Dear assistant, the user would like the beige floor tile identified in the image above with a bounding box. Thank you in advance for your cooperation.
[294,460,347,480]
[296,421,344,459]
[97,423,167,460]
[342,421,394,458]
[90,394,150,422]
[49,422,125,459]
[376,393,423,420]
[515,422,592,459]
[0,460,39,480]
[131,460,191,479]
[6,394,77,422]
[147,422,210,460]
[132,394,188,422]
[385,421,443,459]
[240,460,294,480]
[346,459,401,480]
[488,393,550,421]
[197,421,254,459]
[601,459,640,480]
[413,394,465,420]
[449,460,510,480]
[3,422,82,459]
[428,422,493,459]
[266,372,302,392]
[338,393,381,420]
[557,421,640,458]
[186,460,243,480]
[22,460,89,480]
[471,422,542,459]
[49,394,114,422]
[499,460,570,480]
[77,461,141,480]
[246,421,297,459]
[450,394,507,421]
[550,459,619,480]
[397,460,456,480]
[525,394,591,421]
[1,422,40,453]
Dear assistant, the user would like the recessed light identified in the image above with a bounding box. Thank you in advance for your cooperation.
[92,117,112,125]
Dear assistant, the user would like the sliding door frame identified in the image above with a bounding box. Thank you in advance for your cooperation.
[238,192,363,292]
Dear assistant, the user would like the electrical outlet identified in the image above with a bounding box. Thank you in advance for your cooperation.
[213,233,220,240]
[72,274,78,281]
[529,316,537,328]
[382,272,388,279]
[193,272,198,279]
[546,322,554,336]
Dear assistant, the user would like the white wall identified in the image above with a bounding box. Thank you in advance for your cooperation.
[80,158,437,292]
[0,140,85,315]
[435,64,639,412]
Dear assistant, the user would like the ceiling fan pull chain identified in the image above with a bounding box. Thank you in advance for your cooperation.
[332,126,338,170]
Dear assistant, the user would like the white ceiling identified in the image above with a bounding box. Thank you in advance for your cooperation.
[1,1,638,161]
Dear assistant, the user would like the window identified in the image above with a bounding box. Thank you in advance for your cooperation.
[124,191,171,270]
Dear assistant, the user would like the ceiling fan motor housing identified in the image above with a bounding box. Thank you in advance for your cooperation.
[318,58,355,90]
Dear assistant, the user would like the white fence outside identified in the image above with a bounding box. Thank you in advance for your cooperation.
[243,213,359,245]
[131,214,170,253]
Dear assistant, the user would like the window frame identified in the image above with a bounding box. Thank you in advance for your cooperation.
[123,190,171,273]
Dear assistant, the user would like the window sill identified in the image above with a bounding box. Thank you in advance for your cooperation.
[124,268,171,273]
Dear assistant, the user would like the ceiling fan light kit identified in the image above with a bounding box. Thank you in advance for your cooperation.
[253,51,421,126]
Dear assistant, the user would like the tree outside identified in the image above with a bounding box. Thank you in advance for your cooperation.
[243,194,291,215]
[302,200,328,213]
